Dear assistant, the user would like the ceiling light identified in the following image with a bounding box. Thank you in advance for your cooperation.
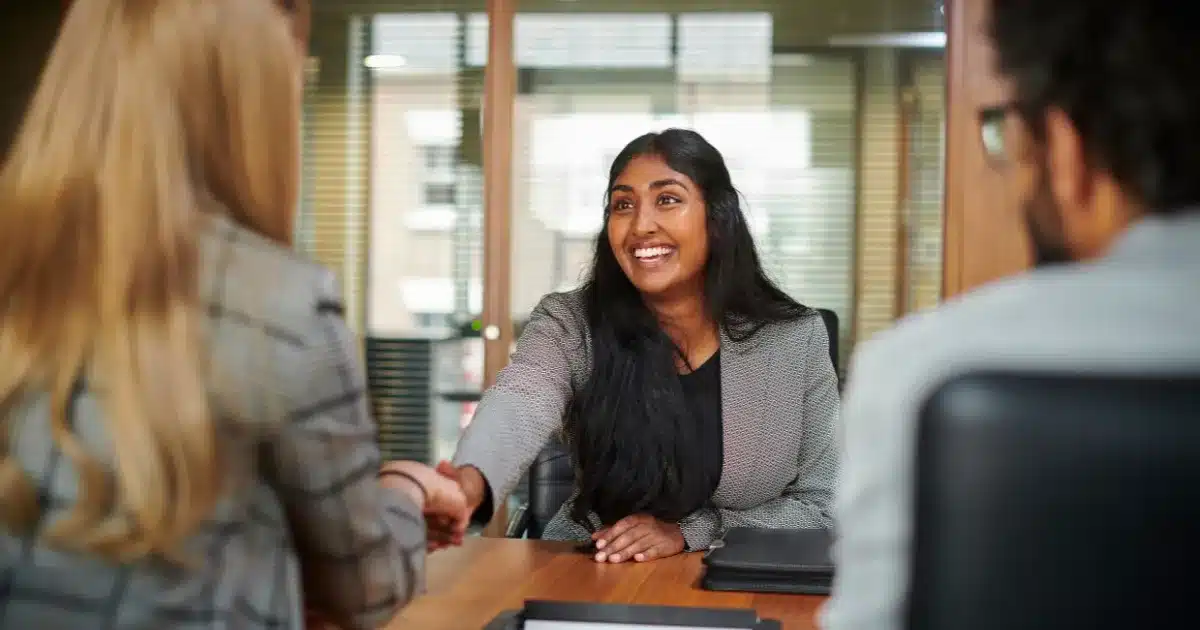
[364,54,408,69]
[827,32,947,49]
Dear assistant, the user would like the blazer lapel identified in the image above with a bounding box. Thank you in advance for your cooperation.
[711,326,774,507]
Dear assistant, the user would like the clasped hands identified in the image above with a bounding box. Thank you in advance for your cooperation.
[378,460,471,551]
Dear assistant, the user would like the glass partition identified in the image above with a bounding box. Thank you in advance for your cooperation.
[301,0,947,489]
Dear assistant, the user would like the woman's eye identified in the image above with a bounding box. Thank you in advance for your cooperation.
[657,195,681,206]
[611,199,633,212]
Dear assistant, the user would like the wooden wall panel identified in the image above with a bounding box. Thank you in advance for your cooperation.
[943,0,1030,296]
[480,0,516,536]
[481,0,516,389]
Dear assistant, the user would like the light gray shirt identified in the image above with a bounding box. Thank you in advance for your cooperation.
[821,211,1200,630]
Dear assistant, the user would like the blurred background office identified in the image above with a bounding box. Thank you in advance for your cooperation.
[295,0,946,486]
[3,0,975,525]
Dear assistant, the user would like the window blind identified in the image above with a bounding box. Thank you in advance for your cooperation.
[856,48,902,345]
[503,11,860,364]
[303,7,487,465]
[365,11,484,335]
[907,54,946,312]
[374,9,485,465]
[300,12,370,332]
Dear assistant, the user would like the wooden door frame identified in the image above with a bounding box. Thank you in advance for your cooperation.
[942,0,1030,297]
[480,0,517,536]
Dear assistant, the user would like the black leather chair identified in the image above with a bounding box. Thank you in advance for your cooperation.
[505,438,573,539]
[908,371,1200,630]
[815,308,840,381]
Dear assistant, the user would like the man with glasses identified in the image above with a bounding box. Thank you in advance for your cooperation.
[821,1,1200,628]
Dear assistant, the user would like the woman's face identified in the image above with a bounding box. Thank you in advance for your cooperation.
[607,154,709,300]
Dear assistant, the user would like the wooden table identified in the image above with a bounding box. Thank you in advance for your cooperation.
[386,537,827,629]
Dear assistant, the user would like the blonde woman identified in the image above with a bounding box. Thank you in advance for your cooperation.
[0,1,468,629]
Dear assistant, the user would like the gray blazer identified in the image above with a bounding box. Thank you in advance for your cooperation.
[0,216,423,630]
[453,290,840,550]
[822,211,1200,630]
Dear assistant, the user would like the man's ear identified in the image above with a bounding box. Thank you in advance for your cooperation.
[1043,107,1091,212]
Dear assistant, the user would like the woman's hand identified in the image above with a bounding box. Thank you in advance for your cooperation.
[591,514,686,563]
[427,461,489,551]
[379,460,471,550]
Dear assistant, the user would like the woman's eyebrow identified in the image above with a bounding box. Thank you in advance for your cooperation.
[609,179,689,194]
[648,178,688,190]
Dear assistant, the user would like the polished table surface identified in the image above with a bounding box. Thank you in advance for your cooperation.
[385,537,827,629]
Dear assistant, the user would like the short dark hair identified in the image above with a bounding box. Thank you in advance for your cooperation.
[989,0,1200,214]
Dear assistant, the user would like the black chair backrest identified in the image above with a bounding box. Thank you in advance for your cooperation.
[815,308,839,374]
[908,371,1200,630]
[526,438,574,539]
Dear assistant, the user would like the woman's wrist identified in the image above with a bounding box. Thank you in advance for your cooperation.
[457,465,487,512]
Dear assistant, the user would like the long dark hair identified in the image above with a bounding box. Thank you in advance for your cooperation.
[565,128,809,529]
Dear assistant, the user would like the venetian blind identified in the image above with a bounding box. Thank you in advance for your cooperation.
[302,8,486,465]
[376,10,484,465]
[856,48,903,346]
[301,12,370,332]
[907,54,946,312]
[676,13,858,358]
[494,11,859,365]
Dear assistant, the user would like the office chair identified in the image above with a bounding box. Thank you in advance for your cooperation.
[507,309,843,539]
[814,308,840,380]
[908,371,1200,630]
[506,437,573,539]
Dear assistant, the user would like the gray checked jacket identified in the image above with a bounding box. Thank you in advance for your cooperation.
[0,215,424,630]
[453,289,840,550]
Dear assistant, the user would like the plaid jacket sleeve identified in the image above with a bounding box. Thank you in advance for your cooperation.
[261,272,426,630]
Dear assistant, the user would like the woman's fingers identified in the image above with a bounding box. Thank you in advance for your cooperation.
[594,514,645,550]
[595,524,651,563]
[608,530,657,563]
[634,540,677,562]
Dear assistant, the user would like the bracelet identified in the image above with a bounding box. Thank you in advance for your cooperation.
[378,469,428,503]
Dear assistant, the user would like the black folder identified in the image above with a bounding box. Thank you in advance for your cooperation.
[700,527,835,595]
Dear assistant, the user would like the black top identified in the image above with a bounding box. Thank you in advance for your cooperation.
[679,350,724,500]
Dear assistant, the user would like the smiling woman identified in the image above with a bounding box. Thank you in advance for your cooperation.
[446,128,841,566]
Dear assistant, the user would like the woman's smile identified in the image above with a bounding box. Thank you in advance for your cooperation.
[630,244,678,268]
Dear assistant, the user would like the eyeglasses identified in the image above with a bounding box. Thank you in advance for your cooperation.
[977,102,1016,164]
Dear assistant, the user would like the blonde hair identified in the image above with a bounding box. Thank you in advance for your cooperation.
[0,0,301,561]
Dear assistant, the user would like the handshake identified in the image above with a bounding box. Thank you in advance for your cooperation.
[379,460,481,551]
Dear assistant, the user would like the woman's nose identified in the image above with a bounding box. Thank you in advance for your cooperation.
[631,205,658,235]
